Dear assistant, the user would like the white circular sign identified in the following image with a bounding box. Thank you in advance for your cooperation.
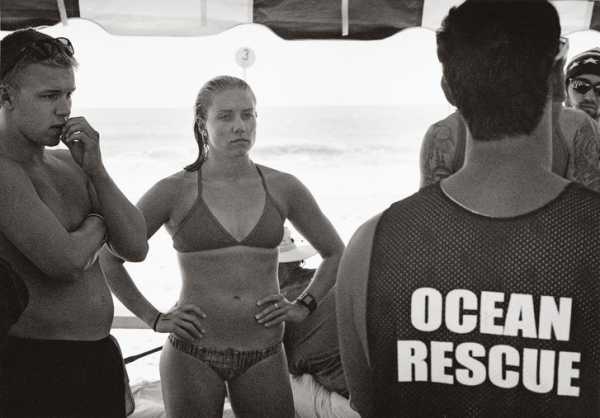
[236,47,256,69]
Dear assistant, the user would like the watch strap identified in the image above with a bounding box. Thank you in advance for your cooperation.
[296,292,317,314]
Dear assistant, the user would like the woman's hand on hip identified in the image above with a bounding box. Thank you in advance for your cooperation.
[255,294,309,327]
[155,303,207,341]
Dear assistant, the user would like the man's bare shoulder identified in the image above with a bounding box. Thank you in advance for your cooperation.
[46,149,81,168]
[337,213,382,372]
[0,155,30,183]
[420,111,463,188]
[47,148,73,161]
[562,106,591,119]
[443,111,462,125]
[561,106,596,125]
[429,111,461,133]
[0,153,23,168]
[355,214,381,239]
[339,214,382,297]
[346,215,381,260]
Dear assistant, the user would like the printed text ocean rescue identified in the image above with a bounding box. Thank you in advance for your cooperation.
[397,288,580,396]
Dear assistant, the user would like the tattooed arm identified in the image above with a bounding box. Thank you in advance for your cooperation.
[572,117,600,192]
[419,117,459,189]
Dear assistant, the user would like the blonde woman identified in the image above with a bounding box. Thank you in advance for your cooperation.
[101,75,344,418]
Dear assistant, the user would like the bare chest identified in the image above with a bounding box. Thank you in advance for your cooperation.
[26,163,91,230]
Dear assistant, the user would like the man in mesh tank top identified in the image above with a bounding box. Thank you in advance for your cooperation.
[337,2,600,417]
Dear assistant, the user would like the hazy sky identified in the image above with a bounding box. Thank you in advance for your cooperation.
[3,19,600,108]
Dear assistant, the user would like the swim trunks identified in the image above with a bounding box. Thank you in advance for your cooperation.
[0,259,27,346]
[0,336,126,417]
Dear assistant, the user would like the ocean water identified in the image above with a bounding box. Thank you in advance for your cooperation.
[82,104,452,383]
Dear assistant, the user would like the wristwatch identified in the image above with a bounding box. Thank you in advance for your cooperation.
[296,292,317,315]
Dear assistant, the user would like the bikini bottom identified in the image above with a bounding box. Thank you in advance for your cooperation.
[168,334,281,381]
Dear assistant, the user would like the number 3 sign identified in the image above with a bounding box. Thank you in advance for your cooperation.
[236,47,256,69]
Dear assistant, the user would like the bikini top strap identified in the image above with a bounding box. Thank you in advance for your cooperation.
[196,165,203,195]
[255,165,268,191]
[255,165,285,218]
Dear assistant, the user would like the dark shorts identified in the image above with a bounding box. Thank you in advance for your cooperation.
[0,258,28,347]
[0,335,126,418]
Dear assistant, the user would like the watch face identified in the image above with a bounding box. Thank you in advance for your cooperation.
[302,294,315,304]
[300,293,317,312]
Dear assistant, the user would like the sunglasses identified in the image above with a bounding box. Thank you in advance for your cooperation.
[569,78,600,96]
[1,37,74,79]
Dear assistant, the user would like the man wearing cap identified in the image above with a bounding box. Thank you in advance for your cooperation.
[421,42,600,192]
[565,48,600,123]
[0,28,147,417]
[277,228,358,418]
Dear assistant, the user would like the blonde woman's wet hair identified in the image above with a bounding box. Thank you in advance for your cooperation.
[185,75,256,172]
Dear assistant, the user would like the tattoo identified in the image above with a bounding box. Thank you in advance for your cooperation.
[420,122,457,188]
[573,120,600,192]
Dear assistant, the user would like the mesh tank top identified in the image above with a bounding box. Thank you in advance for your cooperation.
[367,182,600,417]
[172,165,284,252]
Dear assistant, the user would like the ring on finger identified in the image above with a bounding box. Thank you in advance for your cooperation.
[274,302,279,309]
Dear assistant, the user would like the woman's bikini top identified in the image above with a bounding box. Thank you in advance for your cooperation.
[172,165,285,253]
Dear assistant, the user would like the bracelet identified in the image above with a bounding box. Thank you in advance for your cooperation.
[151,312,162,331]
[86,212,105,222]
[87,213,108,245]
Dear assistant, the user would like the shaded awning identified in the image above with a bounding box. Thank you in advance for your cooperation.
[2,0,600,39]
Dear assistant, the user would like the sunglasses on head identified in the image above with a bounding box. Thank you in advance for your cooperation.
[569,78,600,96]
[1,37,74,79]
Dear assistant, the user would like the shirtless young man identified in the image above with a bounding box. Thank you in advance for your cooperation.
[0,29,147,417]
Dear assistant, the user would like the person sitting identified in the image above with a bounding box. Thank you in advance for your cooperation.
[278,227,347,396]
[276,227,359,418]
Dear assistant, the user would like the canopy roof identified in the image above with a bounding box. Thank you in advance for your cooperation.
[2,0,600,38]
